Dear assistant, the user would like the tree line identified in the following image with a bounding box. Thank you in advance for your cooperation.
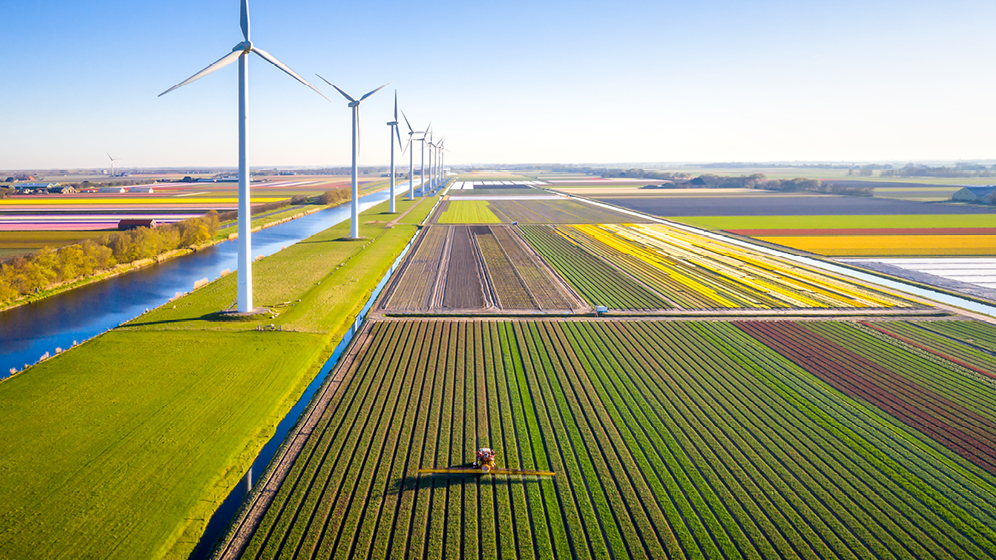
[694,174,872,196]
[0,212,219,304]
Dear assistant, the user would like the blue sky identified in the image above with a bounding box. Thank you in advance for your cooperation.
[1,0,994,168]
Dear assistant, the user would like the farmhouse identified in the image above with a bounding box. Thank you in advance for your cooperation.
[13,182,59,192]
[117,218,158,230]
[48,185,77,194]
[951,185,996,203]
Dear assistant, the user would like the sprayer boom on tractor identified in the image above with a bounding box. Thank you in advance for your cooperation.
[417,448,555,477]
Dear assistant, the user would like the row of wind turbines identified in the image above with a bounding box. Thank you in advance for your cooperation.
[158,0,448,313]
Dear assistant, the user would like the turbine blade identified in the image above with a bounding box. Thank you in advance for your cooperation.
[395,122,403,148]
[106,152,113,161]
[401,109,413,133]
[394,90,398,121]
[240,0,250,41]
[359,82,391,101]
[251,48,331,102]
[315,74,355,103]
[159,49,242,97]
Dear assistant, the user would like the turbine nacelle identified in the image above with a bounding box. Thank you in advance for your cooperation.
[232,41,253,53]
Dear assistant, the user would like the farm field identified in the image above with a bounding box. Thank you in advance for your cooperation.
[380,225,584,313]
[754,234,996,257]
[434,198,640,224]
[0,196,437,560]
[0,175,389,234]
[673,214,996,231]
[434,200,501,224]
[602,195,996,217]
[520,223,914,310]
[236,318,996,560]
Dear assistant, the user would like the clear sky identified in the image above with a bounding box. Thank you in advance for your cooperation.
[1,0,994,169]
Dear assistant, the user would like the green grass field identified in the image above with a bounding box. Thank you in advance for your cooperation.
[435,200,502,224]
[0,330,325,559]
[672,214,996,231]
[0,194,440,560]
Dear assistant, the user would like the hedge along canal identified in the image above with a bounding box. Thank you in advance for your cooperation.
[189,227,421,560]
[0,182,414,378]
[566,194,996,319]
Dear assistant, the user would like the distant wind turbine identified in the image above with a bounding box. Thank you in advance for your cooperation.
[400,111,427,200]
[159,0,330,313]
[106,152,122,177]
[386,91,404,213]
[317,75,391,239]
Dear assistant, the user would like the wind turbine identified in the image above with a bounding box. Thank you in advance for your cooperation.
[386,91,404,213]
[317,75,390,239]
[400,111,426,200]
[159,0,330,313]
[106,152,122,177]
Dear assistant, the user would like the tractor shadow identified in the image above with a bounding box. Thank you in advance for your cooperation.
[377,465,545,499]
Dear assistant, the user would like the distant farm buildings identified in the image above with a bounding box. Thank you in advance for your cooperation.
[118,219,158,231]
[98,186,128,194]
[12,182,59,192]
[128,186,154,193]
[952,186,996,203]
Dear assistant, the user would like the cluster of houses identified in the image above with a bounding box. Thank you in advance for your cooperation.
[5,183,154,195]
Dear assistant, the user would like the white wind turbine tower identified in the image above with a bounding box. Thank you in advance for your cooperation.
[416,124,430,197]
[426,132,434,194]
[106,152,122,177]
[386,91,405,213]
[400,111,427,200]
[317,75,391,239]
[159,0,330,313]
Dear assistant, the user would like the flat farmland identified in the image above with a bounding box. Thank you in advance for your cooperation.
[755,234,996,257]
[434,198,640,224]
[601,195,996,217]
[0,175,385,233]
[520,223,914,310]
[236,318,996,560]
[672,214,996,231]
[380,225,585,313]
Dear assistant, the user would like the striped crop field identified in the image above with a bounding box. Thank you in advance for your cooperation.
[520,223,914,310]
[434,199,640,224]
[237,318,996,560]
[753,234,996,257]
[381,225,585,313]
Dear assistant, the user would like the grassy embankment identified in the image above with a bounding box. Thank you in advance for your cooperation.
[0,193,438,560]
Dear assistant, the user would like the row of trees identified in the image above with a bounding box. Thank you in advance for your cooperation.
[693,173,872,196]
[0,212,219,304]
[882,164,996,178]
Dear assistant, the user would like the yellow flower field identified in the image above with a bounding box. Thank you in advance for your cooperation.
[757,234,996,256]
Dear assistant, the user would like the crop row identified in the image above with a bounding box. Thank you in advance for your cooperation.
[473,226,535,309]
[518,225,671,310]
[239,318,996,559]
[857,321,996,376]
[490,225,577,310]
[383,226,447,310]
[738,321,996,476]
[912,320,996,353]
[560,223,913,310]
[382,225,584,312]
